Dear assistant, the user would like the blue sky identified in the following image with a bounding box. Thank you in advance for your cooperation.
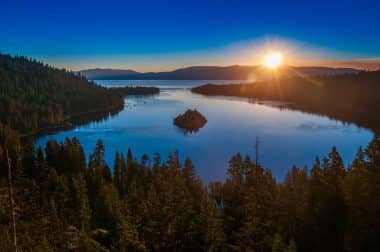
[1,0,380,71]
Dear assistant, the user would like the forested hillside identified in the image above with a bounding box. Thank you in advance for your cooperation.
[1,54,379,251]
[1,134,379,251]
[0,54,124,134]
[192,71,380,132]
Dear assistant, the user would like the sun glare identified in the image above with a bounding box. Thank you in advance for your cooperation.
[264,52,283,69]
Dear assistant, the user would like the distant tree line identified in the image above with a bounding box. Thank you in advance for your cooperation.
[192,71,380,133]
[109,86,159,96]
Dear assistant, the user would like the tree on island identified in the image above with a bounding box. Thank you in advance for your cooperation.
[173,109,207,133]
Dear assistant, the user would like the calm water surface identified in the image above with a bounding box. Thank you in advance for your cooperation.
[36,80,373,182]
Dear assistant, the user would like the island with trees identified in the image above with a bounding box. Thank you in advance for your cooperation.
[173,109,207,132]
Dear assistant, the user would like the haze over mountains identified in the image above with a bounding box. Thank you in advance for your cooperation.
[79,65,360,80]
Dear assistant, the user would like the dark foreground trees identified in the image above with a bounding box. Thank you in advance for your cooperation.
[1,133,380,251]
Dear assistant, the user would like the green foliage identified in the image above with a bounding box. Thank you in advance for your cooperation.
[2,53,380,250]
[0,136,380,250]
[0,53,124,133]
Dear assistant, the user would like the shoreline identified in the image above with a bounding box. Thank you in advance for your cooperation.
[191,83,380,134]
[22,86,161,140]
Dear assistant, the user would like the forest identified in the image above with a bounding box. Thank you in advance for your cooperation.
[1,54,380,251]
[192,71,380,133]
[1,132,380,251]
[0,54,158,136]
[0,54,126,134]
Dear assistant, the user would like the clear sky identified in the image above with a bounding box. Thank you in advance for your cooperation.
[1,0,380,71]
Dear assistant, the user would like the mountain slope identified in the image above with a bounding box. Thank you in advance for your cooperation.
[79,68,140,79]
[0,54,124,133]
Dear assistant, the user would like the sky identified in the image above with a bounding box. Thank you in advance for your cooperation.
[1,0,380,71]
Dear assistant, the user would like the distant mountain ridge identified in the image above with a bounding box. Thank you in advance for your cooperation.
[79,65,360,80]
[79,68,140,79]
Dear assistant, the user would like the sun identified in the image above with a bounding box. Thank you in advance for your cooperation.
[264,52,283,69]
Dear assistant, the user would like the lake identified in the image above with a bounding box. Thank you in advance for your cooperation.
[36,80,374,182]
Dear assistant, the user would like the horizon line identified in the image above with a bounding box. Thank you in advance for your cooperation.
[1,52,380,72]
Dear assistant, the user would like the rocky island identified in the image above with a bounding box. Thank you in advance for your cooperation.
[173,109,207,132]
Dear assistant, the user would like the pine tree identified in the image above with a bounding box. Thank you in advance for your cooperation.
[280,165,309,250]
[113,151,122,195]
[200,195,225,251]
[34,147,46,186]
[325,147,346,252]
[74,176,91,232]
